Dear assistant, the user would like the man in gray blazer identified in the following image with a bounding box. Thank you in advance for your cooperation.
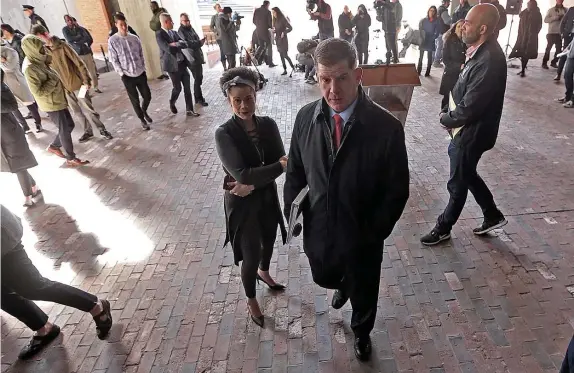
[155,13,199,117]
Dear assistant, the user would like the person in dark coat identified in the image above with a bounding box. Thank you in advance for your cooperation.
[23,5,49,33]
[253,1,276,67]
[452,0,472,23]
[0,75,40,207]
[178,13,208,107]
[272,7,294,75]
[375,0,399,63]
[418,6,440,76]
[353,4,371,64]
[217,7,241,68]
[284,38,409,362]
[439,20,466,109]
[421,4,508,246]
[215,67,288,328]
[556,7,574,81]
[338,6,354,42]
[510,0,543,77]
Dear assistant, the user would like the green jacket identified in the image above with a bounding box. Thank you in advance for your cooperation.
[21,35,67,112]
[150,8,168,32]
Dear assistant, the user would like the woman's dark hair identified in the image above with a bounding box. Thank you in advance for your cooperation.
[219,67,260,96]
[357,4,367,14]
[443,19,463,43]
[272,7,285,21]
[428,6,438,19]
[0,24,15,34]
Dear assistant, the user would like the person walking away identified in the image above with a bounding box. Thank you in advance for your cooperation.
[217,7,241,69]
[338,6,354,42]
[510,0,542,77]
[543,0,567,69]
[21,35,89,166]
[272,7,295,75]
[1,43,42,133]
[210,3,227,70]
[156,13,200,117]
[254,1,276,67]
[149,1,170,80]
[1,77,41,207]
[108,14,152,130]
[435,0,452,67]
[421,4,508,246]
[62,15,101,93]
[1,204,113,360]
[284,38,409,362]
[418,6,440,76]
[22,5,49,33]
[1,24,25,65]
[556,7,574,81]
[556,38,574,107]
[353,4,371,64]
[32,25,113,143]
[375,0,399,63]
[452,0,472,23]
[215,67,288,328]
[439,20,466,109]
[309,0,334,41]
[178,13,209,107]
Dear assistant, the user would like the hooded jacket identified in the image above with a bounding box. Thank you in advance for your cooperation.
[47,36,91,92]
[150,7,168,32]
[21,35,68,112]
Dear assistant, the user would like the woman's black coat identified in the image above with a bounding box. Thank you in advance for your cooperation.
[439,34,466,96]
[274,17,293,54]
[215,116,287,265]
[353,12,371,50]
[510,7,543,59]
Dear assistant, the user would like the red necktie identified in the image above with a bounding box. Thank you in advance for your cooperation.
[333,114,343,150]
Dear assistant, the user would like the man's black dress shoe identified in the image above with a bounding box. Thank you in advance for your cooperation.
[331,289,349,309]
[354,336,372,361]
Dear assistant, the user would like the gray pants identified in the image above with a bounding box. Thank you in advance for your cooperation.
[79,54,99,89]
[65,90,106,135]
[47,109,76,160]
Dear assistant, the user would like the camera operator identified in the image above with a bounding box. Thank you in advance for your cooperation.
[308,0,334,40]
[253,1,276,67]
[374,0,400,63]
[217,7,241,68]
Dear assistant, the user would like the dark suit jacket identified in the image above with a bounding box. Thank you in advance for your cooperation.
[155,28,192,73]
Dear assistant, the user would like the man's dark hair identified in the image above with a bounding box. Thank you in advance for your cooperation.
[151,1,159,5]
[64,14,72,21]
[314,38,357,69]
[114,13,127,23]
[263,1,270,6]
[0,24,15,34]
[219,67,260,95]
[223,6,233,14]
[31,24,48,35]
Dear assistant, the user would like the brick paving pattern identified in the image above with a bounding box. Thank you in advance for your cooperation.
[1,63,573,373]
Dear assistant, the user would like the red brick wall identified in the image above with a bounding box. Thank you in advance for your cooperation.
[75,0,112,52]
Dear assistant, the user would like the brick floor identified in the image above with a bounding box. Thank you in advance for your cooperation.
[1,61,573,373]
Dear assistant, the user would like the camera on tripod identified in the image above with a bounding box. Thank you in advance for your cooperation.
[306,0,317,13]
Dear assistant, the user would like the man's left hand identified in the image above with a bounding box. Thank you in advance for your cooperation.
[228,181,254,197]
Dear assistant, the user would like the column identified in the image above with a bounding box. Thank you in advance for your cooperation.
[158,0,203,37]
[118,0,162,79]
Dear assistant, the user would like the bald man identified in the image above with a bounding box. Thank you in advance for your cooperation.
[421,4,508,246]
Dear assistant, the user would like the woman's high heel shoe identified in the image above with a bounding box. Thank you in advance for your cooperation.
[256,274,286,291]
[247,302,264,327]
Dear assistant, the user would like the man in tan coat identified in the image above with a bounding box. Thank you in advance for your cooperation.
[32,25,112,143]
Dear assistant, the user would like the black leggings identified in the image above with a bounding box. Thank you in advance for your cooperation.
[226,54,236,68]
[16,170,35,197]
[418,50,433,75]
[240,209,278,299]
[356,43,369,65]
[280,52,294,71]
[521,57,529,72]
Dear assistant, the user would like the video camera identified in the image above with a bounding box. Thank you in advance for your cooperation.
[373,0,388,22]
[232,11,244,22]
[306,0,317,13]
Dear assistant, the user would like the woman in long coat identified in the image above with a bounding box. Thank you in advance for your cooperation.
[510,0,543,77]
[272,7,294,76]
[0,43,42,132]
[418,6,440,77]
[439,20,466,110]
[353,4,371,65]
[1,73,41,207]
[217,7,240,69]
[215,67,287,327]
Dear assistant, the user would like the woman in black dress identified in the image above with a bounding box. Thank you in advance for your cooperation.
[353,4,371,65]
[272,7,294,76]
[509,0,542,77]
[439,20,466,110]
[215,67,288,327]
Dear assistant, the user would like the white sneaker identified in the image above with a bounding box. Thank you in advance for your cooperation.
[564,100,574,108]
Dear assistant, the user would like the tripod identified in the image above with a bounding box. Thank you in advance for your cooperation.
[504,14,519,68]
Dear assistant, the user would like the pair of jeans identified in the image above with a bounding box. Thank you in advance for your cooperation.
[434,35,444,63]
[418,49,433,75]
[16,170,35,197]
[168,61,194,111]
[543,33,563,65]
[319,32,334,41]
[436,141,502,233]
[558,34,573,77]
[565,58,574,101]
[121,72,152,121]
[384,31,398,62]
[188,63,205,103]
[560,335,574,373]
[1,244,97,331]
[65,90,107,135]
[47,109,76,160]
